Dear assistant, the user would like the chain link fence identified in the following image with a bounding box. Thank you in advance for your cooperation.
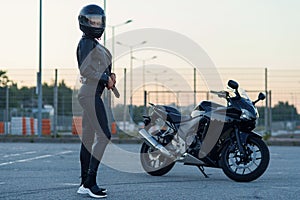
[0,67,299,136]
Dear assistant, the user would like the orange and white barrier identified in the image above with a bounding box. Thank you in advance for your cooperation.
[11,117,25,135]
[111,122,117,135]
[72,116,82,135]
[42,119,51,135]
[0,122,4,134]
[10,117,41,135]
[72,116,118,135]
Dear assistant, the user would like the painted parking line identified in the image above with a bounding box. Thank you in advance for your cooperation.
[61,183,79,186]
[3,151,37,158]
[0,151,73,167]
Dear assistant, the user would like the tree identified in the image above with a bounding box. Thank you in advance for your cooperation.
[272,101,298,122]
[112,104,144,123]
[0,73,74,117]
[57,80,73,116]
[132,105,145,123]
[0,70,9,110]
[258,101,299,123]
[0,70,9,87]
[113,104,128,121]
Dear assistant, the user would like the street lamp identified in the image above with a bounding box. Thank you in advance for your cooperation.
[103,0,107,46]
[132,56,157,92]
[37,0,43,137]
[116,40,147,122]
[132,56,157,114]
[108,19,133,71]
[146,70,167,104]
[106,20,132,131]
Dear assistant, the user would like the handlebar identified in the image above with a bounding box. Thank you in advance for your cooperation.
[148,103,168,116]
[210,90,229,99]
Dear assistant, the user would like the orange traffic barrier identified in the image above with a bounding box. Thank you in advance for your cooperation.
[72,117,117,135]
[111,122,117,135]
[22,117,26,135]
[72,116,82,135]
[42,119,51,135]
[0,122,4,134]
[30,118,35,135]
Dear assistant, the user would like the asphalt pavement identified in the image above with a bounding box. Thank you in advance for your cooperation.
[0,143,299,200]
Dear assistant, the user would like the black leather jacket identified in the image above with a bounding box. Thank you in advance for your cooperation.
[77,35,112,95]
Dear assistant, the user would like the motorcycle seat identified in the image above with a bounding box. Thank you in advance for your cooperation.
[197,101,225,112]
[167,112,191,123]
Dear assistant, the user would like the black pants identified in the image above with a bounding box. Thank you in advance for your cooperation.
[79,94,111,184]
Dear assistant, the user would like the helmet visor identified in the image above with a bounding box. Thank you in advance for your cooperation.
[85,14,105,28]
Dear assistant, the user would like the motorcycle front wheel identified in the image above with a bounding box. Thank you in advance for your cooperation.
[220,136,270,182]
[140,142,175,176]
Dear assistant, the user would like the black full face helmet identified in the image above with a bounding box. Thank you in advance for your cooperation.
[78,4,106,38]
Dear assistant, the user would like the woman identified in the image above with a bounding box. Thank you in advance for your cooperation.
[76,4,115,198]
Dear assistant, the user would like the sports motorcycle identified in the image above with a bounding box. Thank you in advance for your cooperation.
[138,80,269,182]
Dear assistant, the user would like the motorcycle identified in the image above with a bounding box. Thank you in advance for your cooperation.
[138,80,270,182]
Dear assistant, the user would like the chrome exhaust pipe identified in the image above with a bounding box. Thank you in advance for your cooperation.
[139,129,175,159]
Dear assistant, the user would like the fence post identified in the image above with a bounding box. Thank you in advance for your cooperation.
[264,68,269,135]
[206,91,209,101]
[194,68,196,107]
[53,69,58,138]
[144,90,147,115]
[123,68,127,131]
[269,90,272,134]
[5,85,9,135]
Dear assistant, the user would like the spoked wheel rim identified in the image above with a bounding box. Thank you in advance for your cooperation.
[140,142,175,176]
[227,142,262,176]
[221,136,269,182]
[144,146,170,170]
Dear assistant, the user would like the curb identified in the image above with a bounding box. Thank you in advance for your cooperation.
[266,138,300,146]
[0,135,142,144]
[0,136,299,146]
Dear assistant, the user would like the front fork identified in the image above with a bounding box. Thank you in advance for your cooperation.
[233,126,247,158]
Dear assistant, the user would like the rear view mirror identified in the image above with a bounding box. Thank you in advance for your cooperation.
[253,92,266,105]
[258,92,266,101]
[228,80,239,90]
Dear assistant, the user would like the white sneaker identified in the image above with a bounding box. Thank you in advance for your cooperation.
[77,185,107,198]
[77,185,88,195]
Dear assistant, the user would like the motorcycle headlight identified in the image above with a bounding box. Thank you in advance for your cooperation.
[155,118,165,128]
[240,109,255,120]
[148,107,155,116]
[255,107,259,118]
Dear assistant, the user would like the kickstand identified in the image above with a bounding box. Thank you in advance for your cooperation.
[197,166,209,178]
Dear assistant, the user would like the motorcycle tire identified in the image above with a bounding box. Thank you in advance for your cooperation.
[220,136,270,182]
[140,142,175,176]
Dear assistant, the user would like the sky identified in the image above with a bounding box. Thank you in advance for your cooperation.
[0,0,300,70]
[0,0,299,109]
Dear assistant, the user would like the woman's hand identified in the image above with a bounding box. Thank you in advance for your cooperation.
[107,73,116,90]
[110,73,116,85]
[107,76,114,90]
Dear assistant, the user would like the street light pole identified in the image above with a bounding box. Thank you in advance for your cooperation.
[146,69,167,104]
[130,46,133,117]
[132,56,157,92]
[132,56,157,114]
[116,41,146,122]
[108,19,132,71]
[37,0,43,137]
[5,85,9,135]
[102,19,133,134]
[103,0,106,46]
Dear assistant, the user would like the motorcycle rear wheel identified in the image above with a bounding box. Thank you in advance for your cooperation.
[140,142,175,176]
[220,136,270,182]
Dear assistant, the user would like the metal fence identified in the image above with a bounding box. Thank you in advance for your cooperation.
[0,67,299,136]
